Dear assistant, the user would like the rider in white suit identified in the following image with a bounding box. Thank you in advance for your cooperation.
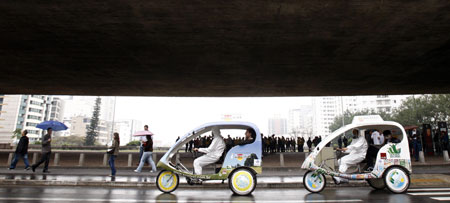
[334,129,368,184]
[193,127,226,175]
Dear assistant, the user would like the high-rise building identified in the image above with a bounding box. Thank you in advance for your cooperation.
[288,106,313,138]
[62,96,116,142]
[312,97,347,138]
[114,119,143,145]
[311,95,410,138]
[356,95,409,114]
[0,95,64,143]
[69,115,110,145]
[268,115,287,136]
[63,96,115,122]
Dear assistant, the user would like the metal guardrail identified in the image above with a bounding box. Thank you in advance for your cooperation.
[1,150,310,168]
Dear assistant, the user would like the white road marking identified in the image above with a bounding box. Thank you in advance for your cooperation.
[0,197,363,203]
[431,197,450,201]
[408,188,450,192]
[408,192,450,196]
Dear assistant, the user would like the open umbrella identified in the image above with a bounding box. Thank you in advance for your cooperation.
[36,120,68,131]
[133,130,154,137]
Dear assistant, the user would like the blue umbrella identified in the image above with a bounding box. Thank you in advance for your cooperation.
[36,120,68,131]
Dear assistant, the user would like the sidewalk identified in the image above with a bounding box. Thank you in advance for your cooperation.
[1,166,450,189]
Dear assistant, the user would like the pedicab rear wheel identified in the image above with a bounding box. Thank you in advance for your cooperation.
[156,170,179,193]
[367,178,385,190]
[303,171,326,193]
[383,166,410,194]
[228,168,257,195]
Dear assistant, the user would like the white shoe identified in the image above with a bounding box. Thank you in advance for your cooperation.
[150,170,157,173]
[134,170,141,173]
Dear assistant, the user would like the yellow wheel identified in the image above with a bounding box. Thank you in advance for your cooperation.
[156,170,179,193]
[228,168,256,195]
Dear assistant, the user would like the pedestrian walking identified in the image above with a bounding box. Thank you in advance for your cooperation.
[138,125,149,165]
[134,134,157,173]
[32,128,52,173]
[9,130,30,170]
[108,132,120,177]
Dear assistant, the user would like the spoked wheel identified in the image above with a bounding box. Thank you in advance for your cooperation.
[228,168,257,195]
[156,170,179,193]
[303,171,326,193]
[383,167,410,194]
[367,178,385,190]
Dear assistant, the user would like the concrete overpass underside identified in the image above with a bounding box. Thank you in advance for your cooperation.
[0,0,449,96]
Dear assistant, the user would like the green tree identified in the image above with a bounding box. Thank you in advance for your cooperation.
[391,94,450,126]
[126,140,141,146]
[11,129,22,140]
[85,97,101,146]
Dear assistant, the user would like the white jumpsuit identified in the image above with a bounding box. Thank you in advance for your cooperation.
[193,127,226,175]
[338,135,368,173]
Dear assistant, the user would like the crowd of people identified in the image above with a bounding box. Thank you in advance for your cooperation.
[262,135,324,153]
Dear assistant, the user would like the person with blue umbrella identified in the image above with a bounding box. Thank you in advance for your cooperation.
[31,128,53,173]
[32,120,67,173]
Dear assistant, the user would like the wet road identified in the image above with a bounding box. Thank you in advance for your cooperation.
[0,186,447,202]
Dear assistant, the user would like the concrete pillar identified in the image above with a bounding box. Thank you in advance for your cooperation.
[280,153,285,167]
[419,151,426,163]
[128,154,133,167]
[32,152,38,165]
[7,153,13,165]
[103,154,108,166]
[444,150,450,162]
[54,153,60,166]
[79,153,85,166]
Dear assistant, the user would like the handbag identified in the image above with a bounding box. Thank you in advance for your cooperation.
[107,147,115,154]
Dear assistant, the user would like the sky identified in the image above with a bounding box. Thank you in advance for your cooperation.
[113,97,313,146]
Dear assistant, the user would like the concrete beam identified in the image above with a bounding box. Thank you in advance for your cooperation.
[0,0,449,96]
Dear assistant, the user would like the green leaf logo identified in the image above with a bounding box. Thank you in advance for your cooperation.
[388,145,401,158]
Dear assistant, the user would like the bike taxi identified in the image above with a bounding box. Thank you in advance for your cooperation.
[302,115,411,194]
[156,121,263,195]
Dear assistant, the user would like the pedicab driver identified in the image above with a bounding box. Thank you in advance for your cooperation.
[336,129,368,173]
[193,127,226,175]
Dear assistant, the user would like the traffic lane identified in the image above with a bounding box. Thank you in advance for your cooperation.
[0,186,435,203]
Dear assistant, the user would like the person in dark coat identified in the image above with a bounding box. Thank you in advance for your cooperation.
[9,130,30,170]
[32,128,52,173]
[307,137,312,151]
[343,136,349,147]
[108,132,120,176]
[297,137,305,152]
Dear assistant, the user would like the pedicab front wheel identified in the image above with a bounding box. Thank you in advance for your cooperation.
[303,171,326,193]
[228,168,257,196]
[383,166,410,194]
[156,170,179,193]
[367,178,385,190]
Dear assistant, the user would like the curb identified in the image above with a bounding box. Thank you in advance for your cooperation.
[0,179,367,188]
